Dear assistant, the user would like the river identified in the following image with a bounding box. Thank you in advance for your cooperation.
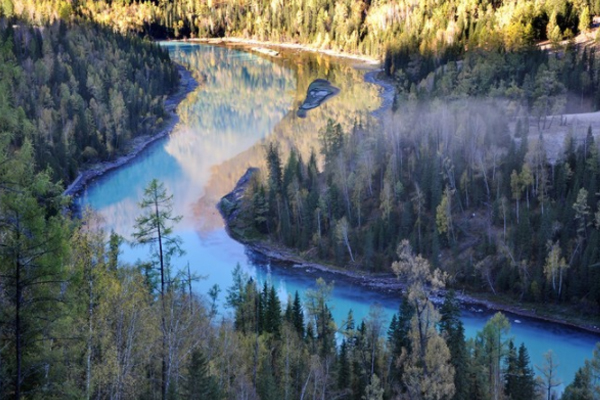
[78,42,599,392]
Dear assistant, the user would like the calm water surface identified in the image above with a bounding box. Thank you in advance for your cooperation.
[79,42,599,391]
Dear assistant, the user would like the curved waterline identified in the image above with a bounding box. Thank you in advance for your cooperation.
[79,42,599,391]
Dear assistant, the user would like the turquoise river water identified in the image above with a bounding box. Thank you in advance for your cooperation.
[78,42,600,393]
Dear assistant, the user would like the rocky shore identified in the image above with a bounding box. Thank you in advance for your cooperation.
[63,63,198,198]
[219,168,600,335]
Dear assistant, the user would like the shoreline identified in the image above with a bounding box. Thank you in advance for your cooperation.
[63,63,198,198]
[245,238,600,335]
[364,69,395,119]
[186,37,381,66]
[215,53,600,335]
[225,216,600,336]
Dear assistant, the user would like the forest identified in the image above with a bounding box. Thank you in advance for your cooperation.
[0,0,600,399]
[230,46,600,314]
[0,10,178,184]
[2,159,599,398]
[4,1,597,68]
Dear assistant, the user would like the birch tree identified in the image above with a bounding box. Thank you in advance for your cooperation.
[543,240,569,299]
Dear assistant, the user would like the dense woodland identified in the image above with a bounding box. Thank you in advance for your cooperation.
[4,155,599,399]
[5,1,599,73]
[232,52,600,314]
[225,24,600,315]
[0,14,178,183]
[1,0,600,399]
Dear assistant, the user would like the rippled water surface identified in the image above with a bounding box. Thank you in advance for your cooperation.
[79,42,599,391]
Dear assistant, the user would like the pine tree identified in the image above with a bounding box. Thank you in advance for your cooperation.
[338,339,351,392]
[184,349,220,399]
[132,179,184,400]
[439,290,469,400]
[515,343,536,400]
[562,364,593,400]
[387,295,414,386]
[0,139,70,399]
[505,340,519,399]
[265,285,282,337]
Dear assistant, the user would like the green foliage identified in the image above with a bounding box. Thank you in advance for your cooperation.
[439,291,469,400]
[0,138,71,398]
[0,17,177,184]
[133,179,184,296]
[184,349,220,399]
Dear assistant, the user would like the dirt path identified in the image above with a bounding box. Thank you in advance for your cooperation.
[364,69,395,119]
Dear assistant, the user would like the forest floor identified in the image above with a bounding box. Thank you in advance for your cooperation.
[63,64,198,198]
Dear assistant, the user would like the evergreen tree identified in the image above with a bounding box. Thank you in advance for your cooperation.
[265,285,282,337]
[338,339,352,393]
[0,139,70,399]
[132,179,184,400]
[292,290,305,338]
[439,290,469,400]
[515,343,536,400]
[505,340,519,399]
[183,349,220,399]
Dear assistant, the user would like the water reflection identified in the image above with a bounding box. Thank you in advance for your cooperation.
[78,43,599,389]
[194,47,380,230]
[81,43,296,236]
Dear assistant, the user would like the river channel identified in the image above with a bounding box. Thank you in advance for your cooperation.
[78,42,600,391]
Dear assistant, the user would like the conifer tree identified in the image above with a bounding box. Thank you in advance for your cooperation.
[184,349,220,399]
[439,291,469,400]
[0,139,70,399]
[132,179,184,400]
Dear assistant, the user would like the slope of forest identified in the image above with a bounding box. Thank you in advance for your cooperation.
[0,13,178,184]
[225,39,600,318]
[8,1,597,72]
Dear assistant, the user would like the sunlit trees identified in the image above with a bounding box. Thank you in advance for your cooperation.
[391,240,455,399]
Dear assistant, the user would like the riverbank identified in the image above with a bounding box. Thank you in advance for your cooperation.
[187,37,381,66]
[220,175,600,335]
[364,69,395,119]
[63,63,198,198]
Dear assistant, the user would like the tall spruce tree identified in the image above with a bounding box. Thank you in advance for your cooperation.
[132,179,184,400]
[0,139,70,399]
[439,290,469,400]
[184,349,220,399]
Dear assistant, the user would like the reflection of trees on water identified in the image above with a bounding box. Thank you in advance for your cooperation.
[163,44,296,233]
[83,44,380,237]
[194,48,381,231]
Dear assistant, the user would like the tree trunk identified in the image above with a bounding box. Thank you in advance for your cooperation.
[86,264,93,400]
[155,196,167,400]
[15,258,22,400]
